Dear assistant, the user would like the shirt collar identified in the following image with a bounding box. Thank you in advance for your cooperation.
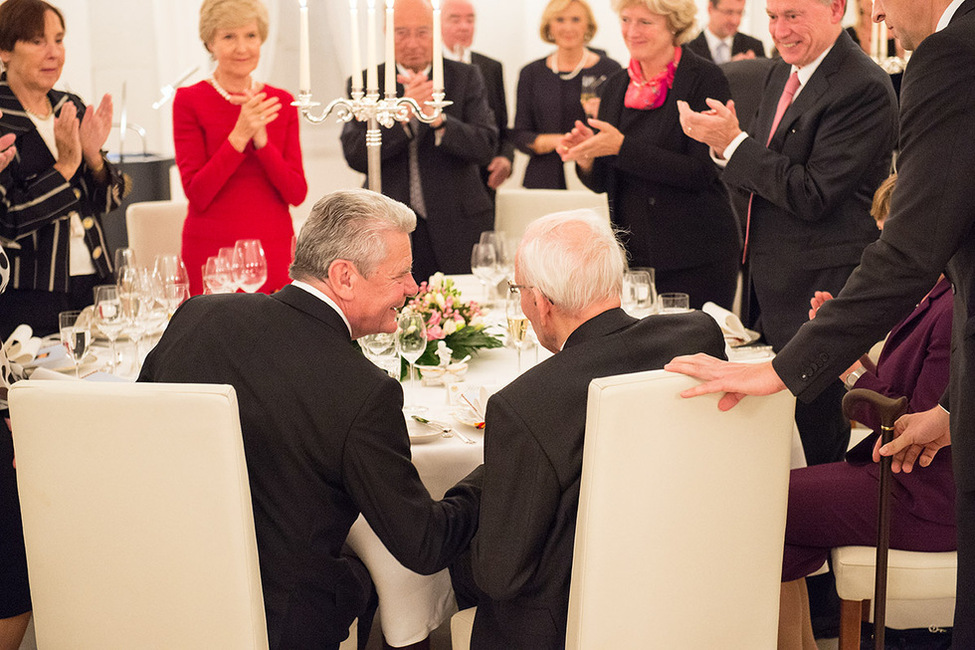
[791,38,835,94]
[937,0,965,31]
[443,47,471,64]
[704,28,733,52]
[290,280,353,337]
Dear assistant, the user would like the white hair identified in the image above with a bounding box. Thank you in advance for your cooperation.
[517,209,625,313]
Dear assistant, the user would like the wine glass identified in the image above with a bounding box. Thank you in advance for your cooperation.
[396,310,428,415]
[59,310,91,379]
[114,247,136,282]
[471,243,499,304]
[218,247,241,293]
[153,254,190,317]
[359,332,400,379]
[93,284,126,374]
[117,266,149,370]
[203,255,236,294]
[506,284,531,374]
[232,239,268,293]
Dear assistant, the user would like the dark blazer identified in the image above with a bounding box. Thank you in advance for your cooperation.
[139,286,482,649]
[468,309,726,649]
[340,60,497,275]
[511,56,622,189]
[722,30,898,351]
[470,51,514,194]
[773,0,975,485]
[0,73,122,292]
[685,30,767,61]
[578,50,740,273]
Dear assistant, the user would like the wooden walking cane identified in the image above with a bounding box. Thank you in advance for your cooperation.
[841,388,909,650]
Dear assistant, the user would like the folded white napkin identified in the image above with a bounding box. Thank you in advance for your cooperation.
[702,302,760,347]
[3,324,43,365]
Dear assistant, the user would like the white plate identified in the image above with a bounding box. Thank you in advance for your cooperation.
[451,406,484,430]
[409,430,444,444]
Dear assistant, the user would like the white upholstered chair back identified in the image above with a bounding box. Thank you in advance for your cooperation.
[9,381,269,650]
[125,200,188,265]
[566,369,796,649]
[494,188,609,244]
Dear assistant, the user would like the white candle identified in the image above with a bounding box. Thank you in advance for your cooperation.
[384,0,395,97]
[879,22,888,58]
[871,20,880,58]
[350,0,363,93]
[299,0,310,93]
[431,0,443,91]
[367,0,378,93]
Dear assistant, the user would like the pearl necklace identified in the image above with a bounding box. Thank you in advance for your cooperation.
[549,48,591,81]
[208,76,252,103]
[23,96,53,120]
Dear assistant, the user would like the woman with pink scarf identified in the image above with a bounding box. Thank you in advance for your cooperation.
[561,0,740,310]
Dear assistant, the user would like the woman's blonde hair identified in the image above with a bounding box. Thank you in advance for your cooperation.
[611,0,698,44]
[539,0,598,44]
[199,0,269,50]
[870,173,898,224]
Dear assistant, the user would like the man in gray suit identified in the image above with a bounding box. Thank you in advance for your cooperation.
[452,210,726,649]
[677,0,898,467]
[669,0,975,643]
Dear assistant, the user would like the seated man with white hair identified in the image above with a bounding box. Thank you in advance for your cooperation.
[451,209,726,649]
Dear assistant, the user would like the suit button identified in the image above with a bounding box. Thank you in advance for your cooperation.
[73,189,82,199]
[648,197,656,205]
[82,217,94,230]
[91,246,103,259]
[801,373,810,381]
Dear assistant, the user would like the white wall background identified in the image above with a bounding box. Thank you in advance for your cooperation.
[43,0,857,218]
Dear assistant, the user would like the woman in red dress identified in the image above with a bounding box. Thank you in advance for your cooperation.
[175,0,307,295]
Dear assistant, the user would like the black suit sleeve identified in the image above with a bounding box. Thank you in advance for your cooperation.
[433,64,498,166]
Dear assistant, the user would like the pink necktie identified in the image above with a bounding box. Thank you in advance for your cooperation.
[742,71,801,263]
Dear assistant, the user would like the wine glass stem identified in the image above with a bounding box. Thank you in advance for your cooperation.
[516,346,522,375]
[409,361,417,405]
[109,338,117,375]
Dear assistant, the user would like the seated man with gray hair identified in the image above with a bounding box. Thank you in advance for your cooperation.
[451,209,726,649]
[139,189,481,650]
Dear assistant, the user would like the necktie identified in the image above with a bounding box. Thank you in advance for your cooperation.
[742,71,801,263]
[407,118,427,219]
[715,41,731,65]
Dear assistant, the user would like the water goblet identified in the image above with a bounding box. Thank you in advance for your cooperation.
[59,310,91,378]
[218,246,241,293]
[359,332,400,379]
[232,239,268,294]
[93,284,126,374]
[153,254,190,316]
[396,310,428,415]
[471,243,499,304]
[203,255,236,294]
[506,284,531,375]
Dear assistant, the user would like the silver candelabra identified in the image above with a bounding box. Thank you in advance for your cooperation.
[293,90,451,193]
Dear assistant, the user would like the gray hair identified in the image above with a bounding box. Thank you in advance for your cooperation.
[289,189,416,281]
[517,209,625,314]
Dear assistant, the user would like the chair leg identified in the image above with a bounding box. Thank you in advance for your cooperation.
[838,599,863,650]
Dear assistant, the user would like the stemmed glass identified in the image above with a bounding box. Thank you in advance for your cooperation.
[153,254,190,317]
[59,310,91,379]
[396,310,428,415]
[114,247,136,282]
[506,284,531,374]
[218,247,241,293]
[359,332,400,379]
[203,255,236,294]
[93,284,126,374]
[117,266,149,369]
[232,239,268,293]
[471,243,500,304]
[480,230,514,282]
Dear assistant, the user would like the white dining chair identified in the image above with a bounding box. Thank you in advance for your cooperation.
[451,369,795,649]
[494,188,609,244]
[9,381,270,649]
[124,199,188,265]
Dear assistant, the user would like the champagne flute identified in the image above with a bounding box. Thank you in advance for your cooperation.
[232,239,268,294]
[117,266,148,369]
[396,310,428,415]
[93,284,126,374]
[114,247,136,282]
[506,284,531,374]
[471,243,499,304]
[59,310,91,379]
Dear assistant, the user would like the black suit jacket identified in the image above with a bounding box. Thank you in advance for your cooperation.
[340,60,497,275]
[774,1,975,491]
[685,30,767,61]
[722,30,898,350]
[469,309,726,649]
[0,73,122,292]
[139,286,482,649]
[470,52,514,193]
[579,50,740,272]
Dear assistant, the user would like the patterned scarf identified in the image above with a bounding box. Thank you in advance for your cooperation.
[624,46,681,110]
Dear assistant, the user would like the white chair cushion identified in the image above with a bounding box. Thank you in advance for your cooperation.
[450,607,476,650]
[832,546,957,601]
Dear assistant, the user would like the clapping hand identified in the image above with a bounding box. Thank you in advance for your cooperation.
[558,118,624,172]
[53,100,82,180]
[79,93,113,171]
[228,90,281,151]
[0,131,15,174]
[398,71,441,127]
[676,98,742,157]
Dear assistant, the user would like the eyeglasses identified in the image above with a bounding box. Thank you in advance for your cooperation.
[507,281,534,294]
